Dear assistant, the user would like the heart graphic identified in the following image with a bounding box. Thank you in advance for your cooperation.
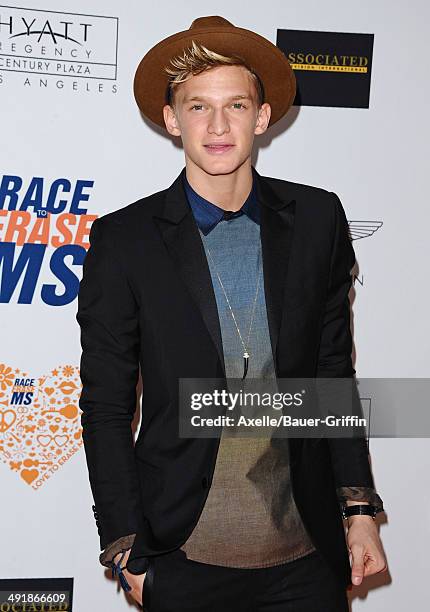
[21,468,39,484]
[0,363,83,490]
[54,435,69,447]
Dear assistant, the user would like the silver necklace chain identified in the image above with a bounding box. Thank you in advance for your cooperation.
[204,244,262,379]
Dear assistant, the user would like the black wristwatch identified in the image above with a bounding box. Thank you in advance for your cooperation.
[341,504,382,520]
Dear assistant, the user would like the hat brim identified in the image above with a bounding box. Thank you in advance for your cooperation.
[133,25,296,129]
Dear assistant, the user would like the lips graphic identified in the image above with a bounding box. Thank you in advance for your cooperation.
[58,381,78,394]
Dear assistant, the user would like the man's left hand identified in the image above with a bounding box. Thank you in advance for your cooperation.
[346,514,388,586]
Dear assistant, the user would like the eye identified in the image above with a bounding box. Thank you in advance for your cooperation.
[232,102,246,109]
[190,104,204,111]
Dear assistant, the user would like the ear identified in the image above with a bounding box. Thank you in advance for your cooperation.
[163,104,182,136]
[254,102,271,135]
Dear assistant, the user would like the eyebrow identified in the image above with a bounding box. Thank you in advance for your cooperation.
[184,94,252,103]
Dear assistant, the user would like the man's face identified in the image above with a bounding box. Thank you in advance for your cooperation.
[163,64,271,176]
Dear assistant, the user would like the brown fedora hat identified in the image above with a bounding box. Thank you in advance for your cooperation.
[133,15,296,129]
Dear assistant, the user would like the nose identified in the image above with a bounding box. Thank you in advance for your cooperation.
[207,107,230,135]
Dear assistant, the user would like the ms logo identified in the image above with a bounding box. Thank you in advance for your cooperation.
[0,363,83,489]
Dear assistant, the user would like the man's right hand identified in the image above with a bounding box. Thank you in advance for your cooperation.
[113,549,147,607]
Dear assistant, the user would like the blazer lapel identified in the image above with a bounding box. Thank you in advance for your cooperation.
[152,166,296,378]
[252,166,296,373]
[152,168,227,376]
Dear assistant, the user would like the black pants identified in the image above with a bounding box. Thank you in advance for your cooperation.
[142,548,349,612]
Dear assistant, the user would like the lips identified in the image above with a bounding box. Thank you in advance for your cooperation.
[204,144,234,154]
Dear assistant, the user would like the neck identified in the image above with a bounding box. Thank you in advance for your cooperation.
[184,158,253,212]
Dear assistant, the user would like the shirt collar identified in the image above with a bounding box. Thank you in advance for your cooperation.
[182,169,260,235]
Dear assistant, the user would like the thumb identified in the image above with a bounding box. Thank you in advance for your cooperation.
[350,546,365,586]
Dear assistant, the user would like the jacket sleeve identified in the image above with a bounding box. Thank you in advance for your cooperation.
[76,216,143,551]
[336,486,384,512]
[316,192,382,496]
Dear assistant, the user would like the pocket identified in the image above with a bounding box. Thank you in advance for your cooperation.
[142,559,155,612]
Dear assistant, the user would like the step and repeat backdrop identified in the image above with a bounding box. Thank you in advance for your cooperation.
[1,1,428,610]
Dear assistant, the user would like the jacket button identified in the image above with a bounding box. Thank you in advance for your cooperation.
[201,476,209,489]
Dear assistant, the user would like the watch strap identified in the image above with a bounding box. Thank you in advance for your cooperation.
[341,504,380,519]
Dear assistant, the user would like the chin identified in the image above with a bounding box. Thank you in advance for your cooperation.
[199,157,245,177]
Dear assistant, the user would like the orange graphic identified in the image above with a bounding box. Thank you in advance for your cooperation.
[0,363,83,490]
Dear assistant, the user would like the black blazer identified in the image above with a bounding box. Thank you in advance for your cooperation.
[76,165,376,589]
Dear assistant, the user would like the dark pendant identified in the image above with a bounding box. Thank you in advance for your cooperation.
[242,351,249,380]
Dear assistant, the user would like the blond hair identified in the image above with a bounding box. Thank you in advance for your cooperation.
[163,39,265,108]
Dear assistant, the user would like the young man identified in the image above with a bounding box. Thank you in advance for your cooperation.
[77,15,387,611]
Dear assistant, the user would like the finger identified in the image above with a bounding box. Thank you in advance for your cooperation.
[363,555,388,577]
[123,570,145,606]
[350,545,365,585]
